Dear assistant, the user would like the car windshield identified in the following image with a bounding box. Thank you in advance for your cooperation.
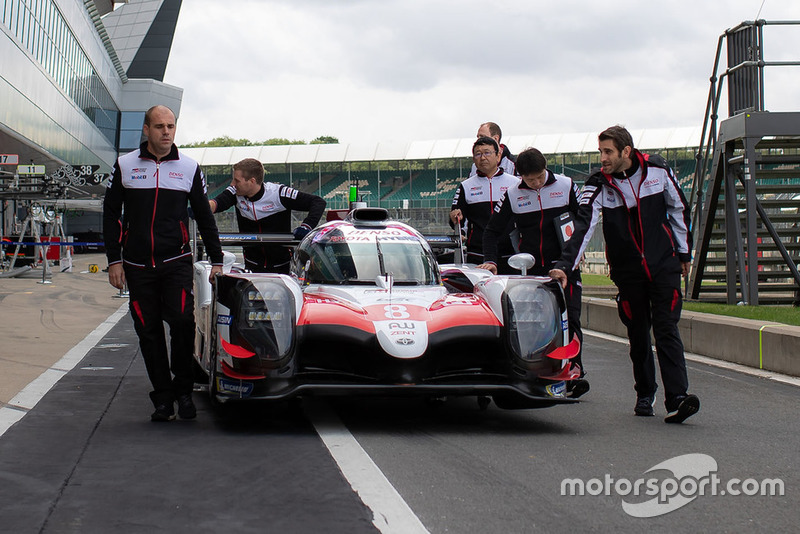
[295,227,439,285]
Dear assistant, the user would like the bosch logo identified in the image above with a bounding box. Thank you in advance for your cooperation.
[396,338,415,346]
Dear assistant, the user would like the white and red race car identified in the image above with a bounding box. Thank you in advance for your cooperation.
[193,207,581,409]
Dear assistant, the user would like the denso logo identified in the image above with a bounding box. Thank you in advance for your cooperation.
[258,203,276,211]
[550,190,564,198]
[643,178,659,187]
[168,171,184,179]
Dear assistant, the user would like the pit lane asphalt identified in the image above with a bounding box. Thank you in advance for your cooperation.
[1,258,799,533]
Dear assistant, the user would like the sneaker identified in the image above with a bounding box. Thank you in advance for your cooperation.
[151,403,176,422]
[664,394,700,424]
[567,379,590,399]
[634,395,656,416]
[177,394,197,420]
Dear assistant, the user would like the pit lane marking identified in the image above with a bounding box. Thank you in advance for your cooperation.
[0,304,129,438]
[307,402,430,534]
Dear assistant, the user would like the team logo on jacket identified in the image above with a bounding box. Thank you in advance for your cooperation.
[550,190,564,198]
[131,168,148,180]
[168,171,184,180]
[257,203,276,212]
[642,178,659,187]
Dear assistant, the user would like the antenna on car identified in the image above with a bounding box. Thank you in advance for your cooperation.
[454,225,465,265]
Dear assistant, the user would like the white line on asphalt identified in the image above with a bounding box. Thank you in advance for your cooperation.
[585,329,800,387]
[0,303,129,439]
[307,402,430,534]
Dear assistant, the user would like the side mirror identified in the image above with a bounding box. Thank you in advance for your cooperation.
[508,253,535,275]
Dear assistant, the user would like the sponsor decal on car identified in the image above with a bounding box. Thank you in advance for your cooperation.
[217,314,233,325]
[546,381,567,398]
[217,378,254,397]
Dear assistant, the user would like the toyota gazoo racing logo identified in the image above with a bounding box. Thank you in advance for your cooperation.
[561,453,784,517]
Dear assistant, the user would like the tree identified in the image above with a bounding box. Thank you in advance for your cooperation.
[179,136,337,148]
[311,136,339,145]
[181,135,254,148]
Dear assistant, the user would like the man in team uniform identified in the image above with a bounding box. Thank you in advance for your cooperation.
[450,137,519,268]
[210,158,326,274]
[550,125,699,423]
[478,148,588,397]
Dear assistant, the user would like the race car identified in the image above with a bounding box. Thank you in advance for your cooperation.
[192,207,582,409]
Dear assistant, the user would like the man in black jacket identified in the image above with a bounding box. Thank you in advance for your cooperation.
[103,105,224,422]
[210,158,326,274]
[450,137,518,267]
[478,148,588,397]
[550,125,699,423]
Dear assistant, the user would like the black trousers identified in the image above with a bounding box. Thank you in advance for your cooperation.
[124,258,195,406]
[615,271,689,410]
[565,278,584,373]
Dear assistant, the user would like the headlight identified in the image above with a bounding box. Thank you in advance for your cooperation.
[505,284,559,361]
[235,280,294,361]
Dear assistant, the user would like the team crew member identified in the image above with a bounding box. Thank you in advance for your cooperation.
[550,125,699,424]
[478,148,588,398]
[103,105,224,422]
[210,158,326,274]
[450,137,518,267]
[470,121,516,175]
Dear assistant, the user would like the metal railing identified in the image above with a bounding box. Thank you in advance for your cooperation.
[690,20,800,233]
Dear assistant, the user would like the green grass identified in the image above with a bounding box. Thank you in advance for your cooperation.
[682,301,800,326]
[581,273,614,286]
[581,273,800,326]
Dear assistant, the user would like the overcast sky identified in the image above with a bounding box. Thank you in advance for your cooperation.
[163,0,800,147]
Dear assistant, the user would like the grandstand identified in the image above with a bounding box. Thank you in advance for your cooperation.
[184,126,701,235]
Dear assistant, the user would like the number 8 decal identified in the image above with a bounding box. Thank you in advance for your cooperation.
[384,304,409,319]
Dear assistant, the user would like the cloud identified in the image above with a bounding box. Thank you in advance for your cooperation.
[165,0,800,146]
